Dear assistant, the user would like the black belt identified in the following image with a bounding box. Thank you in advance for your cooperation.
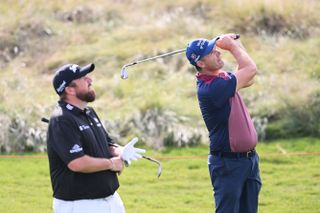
[210,149,256,158]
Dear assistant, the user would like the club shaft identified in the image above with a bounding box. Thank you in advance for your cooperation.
[124,49,186,67]
[122,34,239,69]
[142,155,160,165]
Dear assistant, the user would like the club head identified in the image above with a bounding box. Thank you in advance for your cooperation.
[156,162,162,178]
[142,156,162,178]
[121,66,128,79]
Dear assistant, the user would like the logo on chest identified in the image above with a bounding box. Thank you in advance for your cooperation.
[93,117,102,127]
[79,124,90,131]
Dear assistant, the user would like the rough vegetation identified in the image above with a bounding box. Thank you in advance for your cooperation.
[105,108,207,149]
[0,0,319,153]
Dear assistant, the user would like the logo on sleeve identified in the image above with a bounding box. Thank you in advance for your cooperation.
[69,144,83,153]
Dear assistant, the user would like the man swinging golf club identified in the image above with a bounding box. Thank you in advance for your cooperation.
[186,34,262,213]
[47,63,145,213]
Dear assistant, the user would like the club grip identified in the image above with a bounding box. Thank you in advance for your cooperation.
[234,34,240,40]
[215,34,240,41]
[41,117,49,123]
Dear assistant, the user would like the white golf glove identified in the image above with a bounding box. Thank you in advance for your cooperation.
[121,137,146,165]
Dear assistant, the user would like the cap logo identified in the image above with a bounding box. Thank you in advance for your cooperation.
[197,40,206,49]
[57,80,66,93]
[69,64,78,73]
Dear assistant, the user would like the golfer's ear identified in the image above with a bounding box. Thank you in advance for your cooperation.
[65,85,75,96]
[196,60,204,69]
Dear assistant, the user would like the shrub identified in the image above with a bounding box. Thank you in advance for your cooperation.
[0,115,46,153]
[0,34,20,66]
[265,90,320,139]
[103,107,206,149]
[232,7,317,39]
[252,116,268,141]
[283,91,320,137]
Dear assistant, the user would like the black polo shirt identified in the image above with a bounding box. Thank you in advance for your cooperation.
[46,101,119,201]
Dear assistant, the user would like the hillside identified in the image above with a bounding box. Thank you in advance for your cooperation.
[0,0,319,152]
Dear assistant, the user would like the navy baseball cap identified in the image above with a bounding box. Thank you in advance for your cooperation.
[53,63,95,95]
[186,37,219,66]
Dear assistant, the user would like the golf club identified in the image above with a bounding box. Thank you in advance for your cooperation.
[142,155,162,178]
[120,34,240,79]
[41,117,162,178]
[121,48,185,79]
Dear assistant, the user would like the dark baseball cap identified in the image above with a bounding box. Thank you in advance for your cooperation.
[186,37,219,66]
[53,63,95,95]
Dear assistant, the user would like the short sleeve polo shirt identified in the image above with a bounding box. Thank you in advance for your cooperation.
[196,72,257,153]
[46,101,119,201]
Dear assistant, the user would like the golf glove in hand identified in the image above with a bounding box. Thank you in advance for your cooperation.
[121,137,146,165]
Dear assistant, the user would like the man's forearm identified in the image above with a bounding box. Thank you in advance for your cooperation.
[67,155,113,173]
[230,43,257,90]
[230,44,256,71]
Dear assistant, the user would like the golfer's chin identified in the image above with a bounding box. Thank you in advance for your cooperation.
[88,88,95,94]
[217,60,224,68]
[87,90,96,102]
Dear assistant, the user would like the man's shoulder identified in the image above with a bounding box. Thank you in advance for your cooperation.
[50,105,76,125]
[197,75,229,91]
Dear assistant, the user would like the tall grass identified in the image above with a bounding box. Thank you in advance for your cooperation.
[0,0,319,151]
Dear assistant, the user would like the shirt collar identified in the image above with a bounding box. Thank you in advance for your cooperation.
[58,100,87,115]
[196,71,229,84]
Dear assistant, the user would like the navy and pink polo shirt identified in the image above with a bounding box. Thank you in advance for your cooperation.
[196,71,257,153]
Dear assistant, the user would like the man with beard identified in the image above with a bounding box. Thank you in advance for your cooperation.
[185,34,261,213]
[47,63,144,213]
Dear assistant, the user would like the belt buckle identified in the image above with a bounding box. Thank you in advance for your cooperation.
[246,149,255,158]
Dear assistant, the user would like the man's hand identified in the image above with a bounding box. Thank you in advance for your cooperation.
[121,137,146,165]
[109,156,125,175]
[216,33,241,52]
[109,144,122,157]
[216,33,257,91]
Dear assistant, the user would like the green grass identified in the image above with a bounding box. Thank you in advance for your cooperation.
[0,138,319,213]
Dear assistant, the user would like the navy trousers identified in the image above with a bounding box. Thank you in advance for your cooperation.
[208,153,262,213]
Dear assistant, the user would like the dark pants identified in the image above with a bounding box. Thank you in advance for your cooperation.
[208,153,262,213]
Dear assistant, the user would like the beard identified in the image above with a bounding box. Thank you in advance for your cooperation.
[76,89,96,102]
